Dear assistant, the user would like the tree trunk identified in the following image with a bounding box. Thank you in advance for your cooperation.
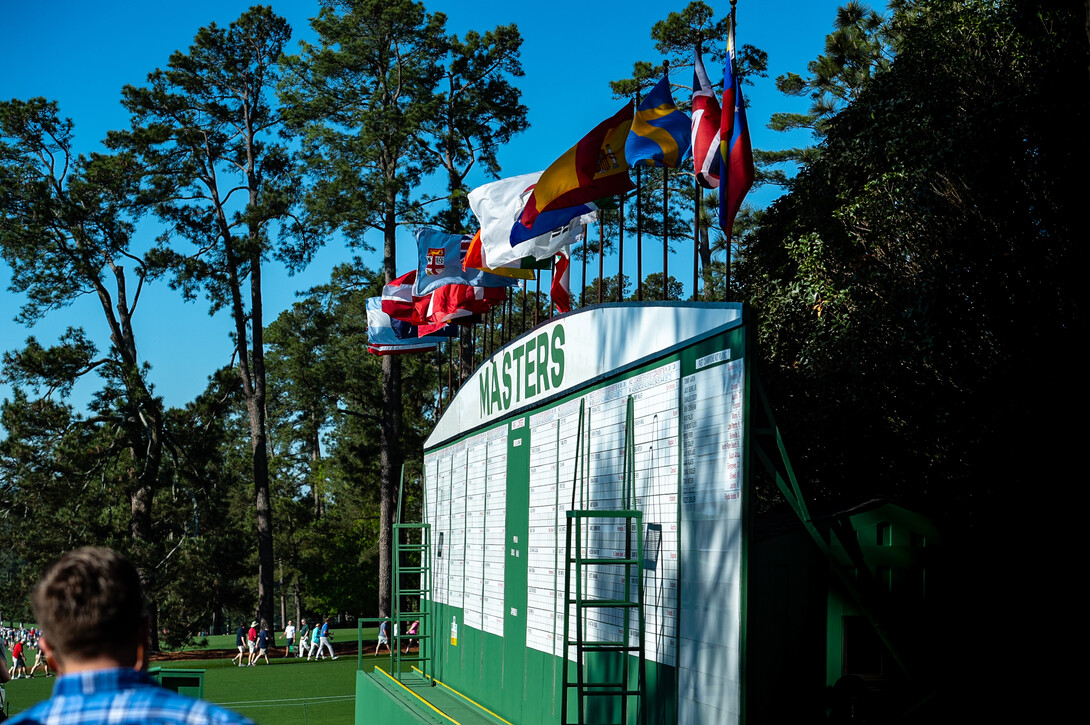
[310,411,324,518]
[378,199,402,620]
[250,250,275,631]
[294,578,302,624]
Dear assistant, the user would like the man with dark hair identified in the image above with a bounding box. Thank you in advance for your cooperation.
[9,547,252,725]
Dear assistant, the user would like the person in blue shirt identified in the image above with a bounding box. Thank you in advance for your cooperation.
[254,623,271,666]
[374,620,390,656]
[316,618,337,660]
[307,622,321,660]
[230,624,246,667]
[9,547,252,725]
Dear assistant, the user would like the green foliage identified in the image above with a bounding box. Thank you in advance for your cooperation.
[280,0,448,245]
[107,5,313,631]
[425,24,530,231]
[738,0,1087,512]
[764,1,900,184]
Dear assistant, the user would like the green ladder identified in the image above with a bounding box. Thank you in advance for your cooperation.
[561,397,647,725]
[392,466,432,680]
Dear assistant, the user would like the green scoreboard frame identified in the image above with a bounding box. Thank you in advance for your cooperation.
[422,302,750,725]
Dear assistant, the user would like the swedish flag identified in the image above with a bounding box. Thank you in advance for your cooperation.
[625,75,692,168]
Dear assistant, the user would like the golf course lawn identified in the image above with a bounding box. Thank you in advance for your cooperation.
[5,630,397,725]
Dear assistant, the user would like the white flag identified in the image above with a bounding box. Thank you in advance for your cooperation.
[469,172,597,268]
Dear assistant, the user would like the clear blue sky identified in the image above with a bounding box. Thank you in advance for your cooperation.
[0,0,852,414]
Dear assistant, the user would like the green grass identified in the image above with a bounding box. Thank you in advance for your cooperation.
[5,644,401,725]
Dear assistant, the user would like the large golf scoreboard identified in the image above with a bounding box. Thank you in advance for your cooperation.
[421,302,750,725]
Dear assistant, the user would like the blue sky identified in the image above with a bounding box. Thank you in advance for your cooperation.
[0,0,852,413]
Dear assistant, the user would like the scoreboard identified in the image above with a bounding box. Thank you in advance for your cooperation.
[422,303,749,725]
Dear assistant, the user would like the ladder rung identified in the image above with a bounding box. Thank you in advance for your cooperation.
[570,643,640,652]
[570,688,642,696]
[568,557,640,565]
[569,599,638,608]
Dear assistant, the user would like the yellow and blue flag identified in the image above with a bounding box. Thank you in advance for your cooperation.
[625,75,692,168]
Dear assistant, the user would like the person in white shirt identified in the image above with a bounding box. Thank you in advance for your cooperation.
[283,621,295,658]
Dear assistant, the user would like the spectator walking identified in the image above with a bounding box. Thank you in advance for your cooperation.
[283,620,295,658]
[297,619,311,659]
[28,646,51,678]
[404,620,420,654]
[374,621,390,656]
[254,623,271,665]
[246,621,258,666]
[231,624,247,667]
[317,618,337,660]
[307,623,321,660]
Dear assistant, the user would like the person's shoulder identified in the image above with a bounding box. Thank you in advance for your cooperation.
[6,699,48,725]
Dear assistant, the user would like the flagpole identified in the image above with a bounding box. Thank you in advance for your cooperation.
[693,175,700,300]
[581,225,588,308]
[598,217,604,304]
[662,60,670,301]
[726,0,738,303]
[663,167,669,300]
[547,264,553,319]
[503,292,510,346]
[534,270,540,327]
[635,87,643,302]
[617,192,625,302]
[446,338,453,404]
[436,348,444,415]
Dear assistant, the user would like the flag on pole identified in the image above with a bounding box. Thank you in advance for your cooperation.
[625,75,692,168]
[692,47,722,189]
[413,228,519,296]
[381,270,420,322]
[469,173,597,268]
[518,103,634,229]
[462,230,537,279]
[366,297,441,355]
[719,23,754,232]
[551,247,572,314]
[418,284,508,337]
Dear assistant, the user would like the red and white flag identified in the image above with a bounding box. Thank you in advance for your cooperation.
[692,47,722,189]
[551,247,571,314]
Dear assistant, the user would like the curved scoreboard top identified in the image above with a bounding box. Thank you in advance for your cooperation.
[425,301,744,451]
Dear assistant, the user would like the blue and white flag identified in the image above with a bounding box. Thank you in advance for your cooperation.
[413,228,519,297]
[366,297,441,354]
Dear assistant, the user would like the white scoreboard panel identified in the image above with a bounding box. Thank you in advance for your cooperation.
[523,361,682,666]
[422,303,747,725]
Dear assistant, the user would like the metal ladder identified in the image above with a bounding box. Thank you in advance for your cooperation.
[392,465,431,680]
[561,397,647,725]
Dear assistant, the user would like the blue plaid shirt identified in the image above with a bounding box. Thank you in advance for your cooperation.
[8,667,253,725]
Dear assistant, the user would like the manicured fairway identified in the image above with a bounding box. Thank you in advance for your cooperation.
[5,635,397,725]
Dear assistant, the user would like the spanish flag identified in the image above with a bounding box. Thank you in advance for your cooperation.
[519,102,634,229]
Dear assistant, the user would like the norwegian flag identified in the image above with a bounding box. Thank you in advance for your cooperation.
[550,247,571,314]
[692,47,722,189]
